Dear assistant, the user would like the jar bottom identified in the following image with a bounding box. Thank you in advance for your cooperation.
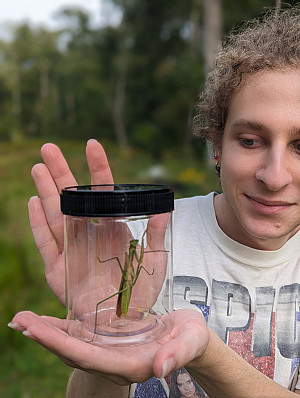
[67,307,168,346]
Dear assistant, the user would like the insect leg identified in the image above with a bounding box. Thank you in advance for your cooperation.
[93,285,129,339]
[97,256,124,273]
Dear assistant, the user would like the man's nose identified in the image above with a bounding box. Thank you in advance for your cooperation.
[255,148,292,191]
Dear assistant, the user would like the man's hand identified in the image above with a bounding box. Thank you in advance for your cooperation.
[28,140,113,304]
[9,309,209,386]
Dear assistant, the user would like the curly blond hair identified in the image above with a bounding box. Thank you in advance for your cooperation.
[193,7,300,151]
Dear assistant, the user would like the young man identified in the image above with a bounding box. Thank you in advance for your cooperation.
[9,7,300,397]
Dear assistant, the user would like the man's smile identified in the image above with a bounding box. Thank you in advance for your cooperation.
[245,194,294,215]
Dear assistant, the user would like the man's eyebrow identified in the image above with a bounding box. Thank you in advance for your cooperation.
[231,119,300,136]
[231,119,269,133]
[290,126,300,136]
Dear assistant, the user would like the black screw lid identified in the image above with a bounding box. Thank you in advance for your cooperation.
[61,184,174,217]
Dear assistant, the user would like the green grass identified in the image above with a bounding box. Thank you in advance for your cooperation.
[0,138,219,397]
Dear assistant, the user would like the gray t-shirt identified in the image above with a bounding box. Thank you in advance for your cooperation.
[131,193,300,396]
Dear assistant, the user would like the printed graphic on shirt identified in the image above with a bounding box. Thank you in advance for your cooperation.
[134,377,168,397]
[169,369,205,397]
[133,369,205,398]
[134,276,300,397]
[174,277,300,375]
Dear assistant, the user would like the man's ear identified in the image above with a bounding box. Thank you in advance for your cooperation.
[213,150,221,164]
[213,149,221,178]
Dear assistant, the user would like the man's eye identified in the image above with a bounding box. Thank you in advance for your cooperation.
[292,142,300,154]
[240,138,261,147]
[243,139,254,146]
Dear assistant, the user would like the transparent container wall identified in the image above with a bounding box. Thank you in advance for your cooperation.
[65,213,173,346]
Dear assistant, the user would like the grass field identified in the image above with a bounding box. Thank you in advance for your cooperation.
[0,139,219,398]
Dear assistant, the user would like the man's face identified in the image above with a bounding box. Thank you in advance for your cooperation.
[215,70,300,250]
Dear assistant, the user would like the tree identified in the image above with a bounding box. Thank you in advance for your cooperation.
[203,0,222,76]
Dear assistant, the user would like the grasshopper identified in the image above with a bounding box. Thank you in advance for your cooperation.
[93,231,166,337]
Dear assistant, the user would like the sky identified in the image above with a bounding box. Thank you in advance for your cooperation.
[0,0,121,34]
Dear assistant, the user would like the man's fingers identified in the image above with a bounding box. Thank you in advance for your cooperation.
[40,143,77,191]
[10,311,69,335]
[31,165,64,251]
[10,311,91,369]
[147,213,170,251]
[86,140,114,185]
[40,315,71,332]
[152,310,209,378]
[10,311,141,382]
[41,140,113,187]
[30,143,77,262]
[28,197,65,303]
[28,196,60,267]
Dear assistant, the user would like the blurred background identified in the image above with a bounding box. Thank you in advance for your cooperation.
[0,0,293,396]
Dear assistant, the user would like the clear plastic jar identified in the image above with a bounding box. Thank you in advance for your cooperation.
[61,184,174,346]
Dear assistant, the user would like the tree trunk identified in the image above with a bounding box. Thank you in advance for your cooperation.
[112,53,128,150]
[275,0,282,16]
[10,66,23,142]
[184,0,201,152]
[203,0,222,165]
[203,0,222,76]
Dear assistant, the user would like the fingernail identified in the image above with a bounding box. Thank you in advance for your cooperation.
[22,330,33,337]
[161,357,176,379]
[31,164,39,177]
[87,139,98,144]
[29,196,39,204]
[8,322,21,330]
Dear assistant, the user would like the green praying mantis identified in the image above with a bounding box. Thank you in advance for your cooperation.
[93,230,167,337]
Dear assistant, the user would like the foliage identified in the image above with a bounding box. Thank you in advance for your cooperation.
[0,0,284,154]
